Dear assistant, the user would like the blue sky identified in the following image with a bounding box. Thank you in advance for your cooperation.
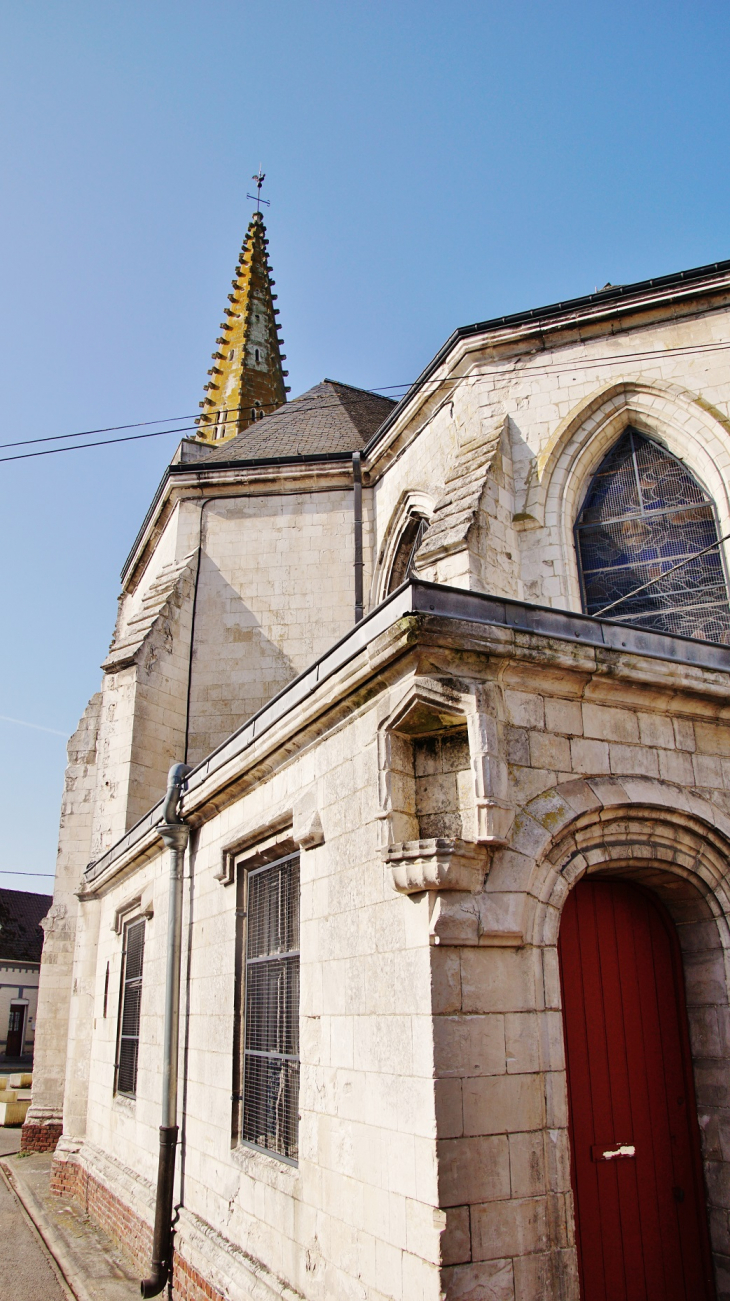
[1,0,729,892]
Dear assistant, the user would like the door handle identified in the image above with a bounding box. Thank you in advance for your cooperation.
[591,1143,636,1162]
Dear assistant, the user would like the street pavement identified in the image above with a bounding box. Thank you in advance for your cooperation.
[0,1145,68,1301]
[1,1143,140,1301]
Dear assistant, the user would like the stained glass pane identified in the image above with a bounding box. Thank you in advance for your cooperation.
[576,430,730,644]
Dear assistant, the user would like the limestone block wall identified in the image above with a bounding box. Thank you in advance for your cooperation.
[90,557,196,857]
[491,308,730,610]
[73,688,447,1300]
[60,631,730,1301]
[370,300,730,615]
[23,693,101,1149]
[186,489,357,762]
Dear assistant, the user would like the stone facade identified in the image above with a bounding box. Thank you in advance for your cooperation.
[28,258,730,1298]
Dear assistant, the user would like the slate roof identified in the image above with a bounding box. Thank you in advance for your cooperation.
[198,380,397,463]
[0,888,51,964]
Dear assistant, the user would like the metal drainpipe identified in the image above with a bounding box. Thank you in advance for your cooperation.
[353,452,363,622]
[141,762,192,1299]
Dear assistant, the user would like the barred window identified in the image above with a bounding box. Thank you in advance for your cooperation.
[115,917,145,1097]
[241,853,300,1162]
[576,428,730,643]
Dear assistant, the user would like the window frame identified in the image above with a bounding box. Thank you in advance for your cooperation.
[233,849,301,1166]
[386,512,429,596]
[114,916,146,1099]
[574,427,730,640]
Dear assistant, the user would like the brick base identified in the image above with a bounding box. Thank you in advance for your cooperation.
[172,1253,228,1301]
[20,1121,63,1153]
[50,1156,227,1301]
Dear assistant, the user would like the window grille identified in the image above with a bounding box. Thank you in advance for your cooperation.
[242,853,300,1161]
[115,917,145,1097]
[576,429,730,643]
[387,514,429,594]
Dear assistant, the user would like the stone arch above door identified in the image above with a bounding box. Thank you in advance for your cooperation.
[513,775,730,1298]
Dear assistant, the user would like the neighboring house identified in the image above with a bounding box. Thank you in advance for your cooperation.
[23,210,730,1301]
[0,888,51,1058]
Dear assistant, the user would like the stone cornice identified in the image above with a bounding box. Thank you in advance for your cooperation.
[82,582,730,892]
[120,454,355,592]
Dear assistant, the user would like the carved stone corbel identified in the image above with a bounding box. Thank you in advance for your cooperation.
[292,790,325,850]
[385,838,488,894]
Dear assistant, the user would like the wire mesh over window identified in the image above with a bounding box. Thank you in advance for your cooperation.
[115,918,145,1097]
[242,854,300,1161]
[576,429,730,643]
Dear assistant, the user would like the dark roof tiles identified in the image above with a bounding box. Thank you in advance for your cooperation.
[200,379,396,463]
[0,888,51,964]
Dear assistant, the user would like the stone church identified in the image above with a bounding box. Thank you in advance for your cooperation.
[23,207,730,1301]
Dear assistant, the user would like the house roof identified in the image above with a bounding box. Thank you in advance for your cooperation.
[0,888,51,964]
[196,379,397,463]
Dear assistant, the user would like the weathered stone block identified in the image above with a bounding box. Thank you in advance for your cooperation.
[441,1258,514,1301]
[463,1074,544,1137]
[471,1194,548,1261]
[438,1135,510,1207]
[582,704,639,744]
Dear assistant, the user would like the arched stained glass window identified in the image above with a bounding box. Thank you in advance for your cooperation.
[575,428,730,643]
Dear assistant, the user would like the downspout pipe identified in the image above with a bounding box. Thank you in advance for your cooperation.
[353,452,363,623]
[141,762,192,1299]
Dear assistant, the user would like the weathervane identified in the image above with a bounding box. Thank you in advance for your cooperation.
[247,168,270,212]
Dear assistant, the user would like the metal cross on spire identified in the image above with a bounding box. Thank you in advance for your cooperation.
[247,168,270,212]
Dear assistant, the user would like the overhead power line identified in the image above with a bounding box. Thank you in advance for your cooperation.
[0,870,54,878]
[0,413,200,452]
[0,425,200,463]
[594,532,730,617]
[3,335,730,464]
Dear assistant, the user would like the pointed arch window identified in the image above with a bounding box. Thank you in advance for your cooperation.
[387,513,429,595]
[575,428,730,643]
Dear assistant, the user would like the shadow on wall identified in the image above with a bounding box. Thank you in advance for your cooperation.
[186,555,296,765]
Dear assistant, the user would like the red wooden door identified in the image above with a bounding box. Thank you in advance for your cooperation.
[558,878,715,1301]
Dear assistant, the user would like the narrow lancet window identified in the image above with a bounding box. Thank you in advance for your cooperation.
[387,513,429,595]
[576,428,730,642]
[115,917,145,1097]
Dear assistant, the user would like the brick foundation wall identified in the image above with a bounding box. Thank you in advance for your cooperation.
[172,1253,228,1301]
[21,1121,63,1153]
[50,1157,228,1301]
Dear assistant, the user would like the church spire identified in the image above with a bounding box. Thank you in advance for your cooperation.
[196,210,289,443]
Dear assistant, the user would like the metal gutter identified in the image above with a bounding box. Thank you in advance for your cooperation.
[83,582,730,885]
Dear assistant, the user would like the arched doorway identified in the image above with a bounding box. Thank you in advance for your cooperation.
[559,877,715,1300]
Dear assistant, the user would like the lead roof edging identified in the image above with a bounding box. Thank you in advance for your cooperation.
[83,581,730,884]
